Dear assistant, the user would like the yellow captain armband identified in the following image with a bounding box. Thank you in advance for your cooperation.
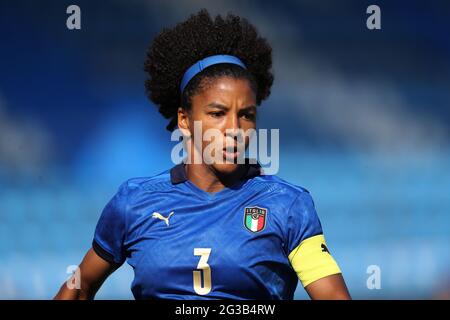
[288,234,342,287]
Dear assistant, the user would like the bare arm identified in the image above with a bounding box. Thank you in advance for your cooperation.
[305,273,351,300]
[54,248,119,300]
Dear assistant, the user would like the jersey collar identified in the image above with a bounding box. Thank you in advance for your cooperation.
[170,160,262,185]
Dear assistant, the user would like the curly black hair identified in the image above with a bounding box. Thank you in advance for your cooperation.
[144,9,274,131]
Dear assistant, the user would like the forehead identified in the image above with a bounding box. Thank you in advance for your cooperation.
[192,76,256,105]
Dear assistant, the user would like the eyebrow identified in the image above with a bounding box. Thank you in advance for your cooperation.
[205,102,257,111]
[205,102,229,110]
[241,105,257,112]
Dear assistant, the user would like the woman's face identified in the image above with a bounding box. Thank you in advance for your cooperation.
[179,76,257,175]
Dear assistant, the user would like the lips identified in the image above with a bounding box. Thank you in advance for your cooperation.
[222,145,240,159]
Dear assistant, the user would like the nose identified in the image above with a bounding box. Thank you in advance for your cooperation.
[225,112,241,140]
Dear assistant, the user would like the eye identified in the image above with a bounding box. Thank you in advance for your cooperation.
[241,112,256,121]
[209,111,225,118]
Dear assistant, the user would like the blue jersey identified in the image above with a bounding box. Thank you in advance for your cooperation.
[93,163,341,299]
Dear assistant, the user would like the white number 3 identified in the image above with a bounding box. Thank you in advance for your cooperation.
[193,248,212,295]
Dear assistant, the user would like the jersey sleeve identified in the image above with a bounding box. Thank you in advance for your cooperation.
[286,191,342,287]
[92,182,128,266]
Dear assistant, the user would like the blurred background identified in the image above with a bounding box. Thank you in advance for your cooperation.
[0,0,449,299]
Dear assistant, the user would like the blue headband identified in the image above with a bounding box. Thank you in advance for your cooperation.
[180,54,247,93]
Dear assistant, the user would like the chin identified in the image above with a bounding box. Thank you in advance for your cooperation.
[211,162,242,176]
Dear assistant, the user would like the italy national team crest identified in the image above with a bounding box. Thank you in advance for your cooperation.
[244,206,267,233]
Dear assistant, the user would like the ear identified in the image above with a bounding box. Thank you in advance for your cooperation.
[177,107,191,137]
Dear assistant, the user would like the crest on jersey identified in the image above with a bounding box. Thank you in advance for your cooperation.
[243,206,267,233]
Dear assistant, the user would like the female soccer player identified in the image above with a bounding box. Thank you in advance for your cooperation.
[55,9,350,300]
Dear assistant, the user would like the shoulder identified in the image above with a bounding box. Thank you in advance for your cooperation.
[115,168,174,197]
[250,174,319,227]
[103,168,176,223]
[251,174,313,204]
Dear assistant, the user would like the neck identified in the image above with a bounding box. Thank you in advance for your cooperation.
[185,163,247,193]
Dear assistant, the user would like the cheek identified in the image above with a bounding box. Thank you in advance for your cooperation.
[189,110,223,132]
[188,116,224,153]
[242,121,256,132]
[202,124,226,152]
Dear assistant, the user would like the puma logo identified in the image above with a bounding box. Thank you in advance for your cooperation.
[321,243,330,254]
[152,211,174,226]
